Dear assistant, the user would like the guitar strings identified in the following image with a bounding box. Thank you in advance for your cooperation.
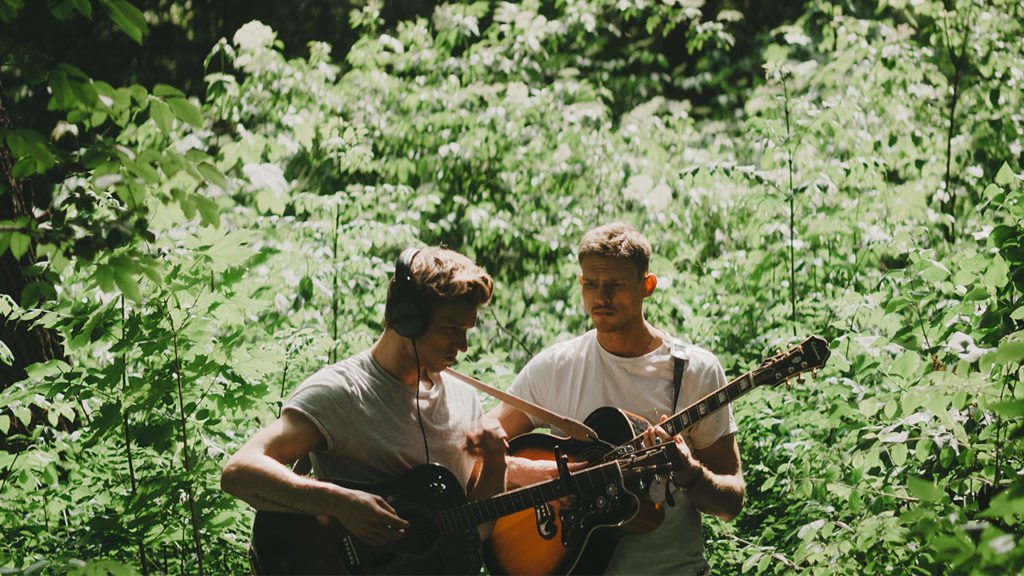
[599,362,774,465]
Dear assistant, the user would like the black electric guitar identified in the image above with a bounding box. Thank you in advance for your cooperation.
[248,444,684,575]
[484,335,831,576]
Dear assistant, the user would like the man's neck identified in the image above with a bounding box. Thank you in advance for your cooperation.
[595,321,660,358]
[370,332,425,388]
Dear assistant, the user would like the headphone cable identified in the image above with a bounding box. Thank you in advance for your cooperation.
[411,340,430,465]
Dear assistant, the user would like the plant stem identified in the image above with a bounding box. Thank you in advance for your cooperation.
[121,296,148,575]
[782,76,798,334]
[940,1,974,241]
[167,303,205,576]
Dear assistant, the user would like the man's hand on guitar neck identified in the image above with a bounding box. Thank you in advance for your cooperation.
[643,415,745,521]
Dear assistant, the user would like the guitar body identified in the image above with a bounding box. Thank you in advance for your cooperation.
[250,464,481,575]
[483,407,661,576]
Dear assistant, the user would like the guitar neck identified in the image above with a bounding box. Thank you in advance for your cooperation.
[659,339,829,439]
[659,369,758,438]
[433,461,621,534]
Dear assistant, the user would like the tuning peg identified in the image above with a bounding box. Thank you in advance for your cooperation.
[797,375,806,385]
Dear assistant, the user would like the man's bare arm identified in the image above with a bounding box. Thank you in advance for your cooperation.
[673,433,745,521]
[220,410,408,545]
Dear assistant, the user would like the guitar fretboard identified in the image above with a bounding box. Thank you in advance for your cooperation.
[615,338,828,455]
[661,370,759,438]
[431,460,622,535]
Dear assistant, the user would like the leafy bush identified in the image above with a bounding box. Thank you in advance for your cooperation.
[1,1,1022,574]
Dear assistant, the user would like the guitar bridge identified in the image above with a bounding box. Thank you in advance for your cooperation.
[533,503,557,540]
[342,536,360,569]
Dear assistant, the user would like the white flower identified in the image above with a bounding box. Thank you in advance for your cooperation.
[243,163,288,196]
[233,21,275,51]
[506,82,529,104]
[623,174,654,201]
[379,34,405,54]
[648,182,673,209]
[784,31,812,46]
[553,143,572,163]
[945,332,992,363]
[792,60,818,77]
[972,226,993,241]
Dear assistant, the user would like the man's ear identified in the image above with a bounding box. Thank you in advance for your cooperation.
[643,273,658,296]
[579,274,584,286]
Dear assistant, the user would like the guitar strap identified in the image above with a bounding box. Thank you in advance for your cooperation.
[444,368,599,441]
[664,340,689,508]
[670,340,689,414]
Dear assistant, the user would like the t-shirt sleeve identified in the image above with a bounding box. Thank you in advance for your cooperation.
[283,368,351,454]
[687,352,739,450]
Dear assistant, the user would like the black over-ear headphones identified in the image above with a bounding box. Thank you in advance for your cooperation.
[385,248,432,340]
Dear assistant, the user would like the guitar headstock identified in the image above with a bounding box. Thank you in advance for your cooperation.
[755,335,831,388]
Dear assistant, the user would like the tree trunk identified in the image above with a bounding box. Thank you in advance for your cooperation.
[0,81,65,388]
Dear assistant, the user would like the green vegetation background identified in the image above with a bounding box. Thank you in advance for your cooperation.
[1,0,1022,574]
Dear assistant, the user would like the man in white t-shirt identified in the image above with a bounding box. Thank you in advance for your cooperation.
[221,247,508,573]
[488,223,744,575]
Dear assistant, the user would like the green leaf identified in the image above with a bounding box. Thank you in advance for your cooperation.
[0,339,13,367]
[94,264,116,292]
[167,97,203,128]
[49,69,74,109]
[203,230,257,272]
[995,162,1016,187]
[197,162,228,191]
[13,405,32,427]
[982,254,1009,289]
[113,268,142,303]
[0,293,16,317]
[890,443,908,466]
[192,194,221,228]
[993,341,1024,365]
[989,399,1024,418]
[907,477,943,502]
[978,482,1024,520]
[71,0,92,18]
[920,259,950,282]
[0,414,9,435]
[149,97,173,134]
[101,0,147,44]
[9,232,30,260]
[153,84,185,99]
[962,285,990,301]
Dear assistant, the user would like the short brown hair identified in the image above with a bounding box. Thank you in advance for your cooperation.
[409,247,493,308]
[577,223,651,278]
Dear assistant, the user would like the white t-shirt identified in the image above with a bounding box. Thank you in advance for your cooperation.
[285,350,481,490]
[508,329,737,576]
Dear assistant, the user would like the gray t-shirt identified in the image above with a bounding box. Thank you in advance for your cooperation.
[508,330,737,576]
[285,350,481,489]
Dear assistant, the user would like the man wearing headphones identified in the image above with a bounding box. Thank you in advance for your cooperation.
[222,247,508,563]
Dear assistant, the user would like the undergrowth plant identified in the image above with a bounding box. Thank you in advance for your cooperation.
[1,1,1021,574]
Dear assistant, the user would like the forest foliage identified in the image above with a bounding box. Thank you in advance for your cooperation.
[1,0,1023,574]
